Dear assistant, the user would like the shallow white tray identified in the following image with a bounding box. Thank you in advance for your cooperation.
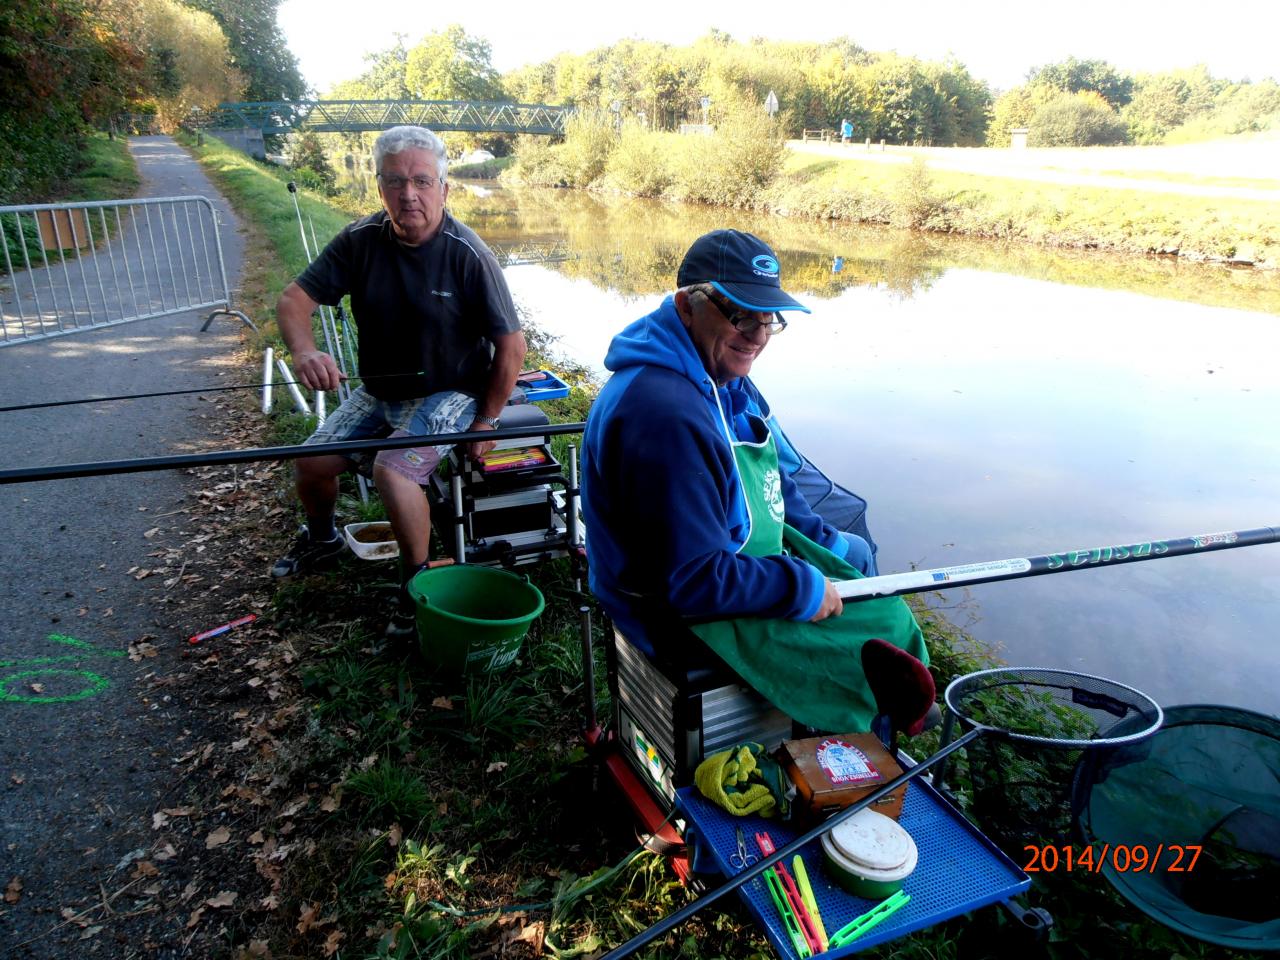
[344,522,399,561]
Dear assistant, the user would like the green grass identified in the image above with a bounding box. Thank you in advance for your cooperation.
[53,132,142,202]
[773,151,1280,265]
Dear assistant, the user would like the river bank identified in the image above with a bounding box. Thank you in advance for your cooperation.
[504,123,1280,269]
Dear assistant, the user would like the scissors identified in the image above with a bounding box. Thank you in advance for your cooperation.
[729,826,759,870]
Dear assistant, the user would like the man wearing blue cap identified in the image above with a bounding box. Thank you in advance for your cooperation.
[582,229,927,734]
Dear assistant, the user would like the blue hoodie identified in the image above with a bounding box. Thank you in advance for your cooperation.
[582,295,854,657]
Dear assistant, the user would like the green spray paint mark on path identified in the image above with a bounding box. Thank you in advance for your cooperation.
[0,634,126,704]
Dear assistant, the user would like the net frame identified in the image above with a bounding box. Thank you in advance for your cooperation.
[944,667,1164,749]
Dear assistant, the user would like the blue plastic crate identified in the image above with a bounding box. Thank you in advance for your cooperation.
[677,776,1030,957]
[516,369,570,402]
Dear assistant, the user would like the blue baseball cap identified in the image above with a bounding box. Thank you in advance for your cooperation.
[677,229,811,314]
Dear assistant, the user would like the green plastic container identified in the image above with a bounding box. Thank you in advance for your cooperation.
[407,565,545,674]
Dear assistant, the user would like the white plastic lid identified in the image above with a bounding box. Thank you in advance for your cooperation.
[826,807,915,872]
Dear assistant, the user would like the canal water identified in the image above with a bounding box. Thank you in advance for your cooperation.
[451,182,1280,716]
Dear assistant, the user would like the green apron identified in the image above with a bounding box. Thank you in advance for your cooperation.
[691,416,928,733]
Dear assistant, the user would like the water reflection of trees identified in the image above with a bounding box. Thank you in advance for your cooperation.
[449,186,947,300]
[446,184,1280,315]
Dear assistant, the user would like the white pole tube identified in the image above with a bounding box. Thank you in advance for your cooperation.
[262,346,274,414]
[275,357,310,414]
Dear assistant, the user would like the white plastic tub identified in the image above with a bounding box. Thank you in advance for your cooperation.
[343,522,399,561]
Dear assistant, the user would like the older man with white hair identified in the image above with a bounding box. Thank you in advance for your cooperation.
[273,125,526,641]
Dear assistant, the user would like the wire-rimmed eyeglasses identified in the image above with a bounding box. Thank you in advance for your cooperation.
[699,288,787,335]
[377,174,443,191]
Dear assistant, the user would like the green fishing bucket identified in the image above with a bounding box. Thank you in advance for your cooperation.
[407,565,545,674]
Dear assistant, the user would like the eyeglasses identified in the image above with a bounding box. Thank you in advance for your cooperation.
[377,174,443,191]
[700,289,787,335]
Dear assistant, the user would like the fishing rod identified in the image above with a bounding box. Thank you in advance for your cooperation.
[0,373,413,414]
[832,525,1280,602]
[0,421,588,486]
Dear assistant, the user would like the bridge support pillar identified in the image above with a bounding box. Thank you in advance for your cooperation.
[208,127,266,160]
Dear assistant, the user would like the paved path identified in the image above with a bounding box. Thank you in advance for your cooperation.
[0,136,245,958]
[787,135,1280,203]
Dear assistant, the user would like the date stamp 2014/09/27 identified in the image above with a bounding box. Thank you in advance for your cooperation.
[1023,844,1201,874]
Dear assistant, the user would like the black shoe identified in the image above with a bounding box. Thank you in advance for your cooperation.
[270,525,345,578]
[383,590,418,644]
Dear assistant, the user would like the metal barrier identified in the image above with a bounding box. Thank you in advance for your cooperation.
[0,195,253,349]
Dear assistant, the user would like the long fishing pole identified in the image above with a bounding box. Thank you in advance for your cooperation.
[0,421,588,486]
[0,373,413,414]
[833,525,1280,602]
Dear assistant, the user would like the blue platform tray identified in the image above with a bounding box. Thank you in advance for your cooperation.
[516,369,570,402]
[676,776,1030,957]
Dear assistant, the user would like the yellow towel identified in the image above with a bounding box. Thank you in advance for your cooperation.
[694,742,790,818]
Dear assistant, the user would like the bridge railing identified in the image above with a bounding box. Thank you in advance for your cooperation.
[0,196,252,349]
[205,99,572,135]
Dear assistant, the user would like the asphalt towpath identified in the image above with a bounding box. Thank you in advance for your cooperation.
[0,136,251,957]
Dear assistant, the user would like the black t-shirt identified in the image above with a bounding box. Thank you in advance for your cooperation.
[296,210,520,400]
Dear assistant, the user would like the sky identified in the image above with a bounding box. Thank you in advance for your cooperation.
[277,0,1279,97]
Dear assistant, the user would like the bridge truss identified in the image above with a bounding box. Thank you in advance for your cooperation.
[205,100,570,136]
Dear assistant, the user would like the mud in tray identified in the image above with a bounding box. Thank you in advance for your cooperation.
[676,775,1029,957]
[514,369,570,402]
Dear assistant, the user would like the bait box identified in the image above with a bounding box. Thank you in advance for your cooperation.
[779,734,908,822]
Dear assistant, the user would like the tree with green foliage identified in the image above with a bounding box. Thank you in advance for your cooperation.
[404,25,504,102]
[1123,66,1224,143]
[186,0,305,101]
[1028,90,1129,146]
[288,130,336,193]
[1027,56,1133,108]
[0,0,144,200]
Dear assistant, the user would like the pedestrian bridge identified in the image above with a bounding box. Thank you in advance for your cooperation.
[203,100,570,136]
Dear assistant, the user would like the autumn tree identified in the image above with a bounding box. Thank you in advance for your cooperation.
[186,0,305,101]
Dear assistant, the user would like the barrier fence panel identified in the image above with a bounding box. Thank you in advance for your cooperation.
[0,195,252,349]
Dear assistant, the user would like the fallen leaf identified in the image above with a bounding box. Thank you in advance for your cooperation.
[151,812,170,830]
[248,830,265,844]
[9,774,22,786]
[319,795,339,813]
[322,929,345,956]
[131,861,159,879]
[162,806,194,817]
[205,826,232,849]
[516,920,546,952]
[79,925,104,940]
[181,881,199,903]
[387,824,402,847]
[186,907,205,929]
[205,890,238,908]
[296,902,321,934]
[153,842,177,861]
[4,877,21,904]
[485,761,509,774]
[143,527,160,538]
[431,696,453,710]
[28,683,44,694]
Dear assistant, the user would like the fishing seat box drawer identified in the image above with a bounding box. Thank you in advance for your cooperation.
[779,734,908,822]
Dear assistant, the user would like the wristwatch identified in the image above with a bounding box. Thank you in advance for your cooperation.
[474,414,501,428]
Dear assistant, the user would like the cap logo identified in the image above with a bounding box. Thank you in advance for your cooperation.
[751,254,779,278]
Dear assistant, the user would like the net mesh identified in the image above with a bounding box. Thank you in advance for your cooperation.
[942,668,1163,848]
[1072,705,1280,950]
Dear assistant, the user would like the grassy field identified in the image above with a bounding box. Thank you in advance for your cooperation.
[770,150,1280,266]
[176,134,1257,960]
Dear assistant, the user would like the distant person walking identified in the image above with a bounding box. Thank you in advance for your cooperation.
[840,118,853,143]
